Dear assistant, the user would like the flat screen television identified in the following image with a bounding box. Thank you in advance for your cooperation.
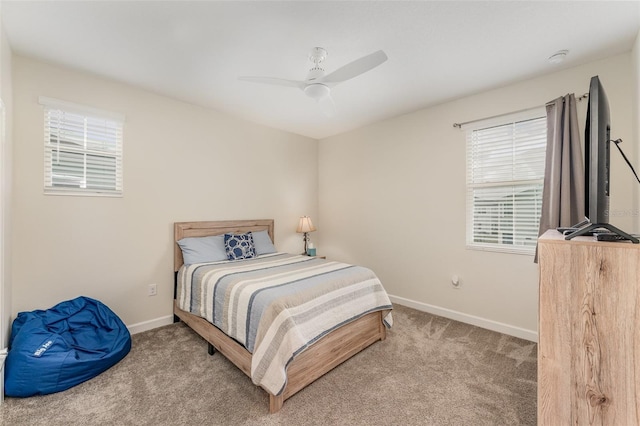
[585,75,610,224]
[565,75,638,242]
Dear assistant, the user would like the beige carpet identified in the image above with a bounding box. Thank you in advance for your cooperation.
[0,304,537,425]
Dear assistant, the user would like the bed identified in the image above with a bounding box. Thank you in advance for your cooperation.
[173,219,392,413]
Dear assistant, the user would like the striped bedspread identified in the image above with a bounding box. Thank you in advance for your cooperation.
[176,252,393,395]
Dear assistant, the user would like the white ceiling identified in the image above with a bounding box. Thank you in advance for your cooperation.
[2,1,640,139]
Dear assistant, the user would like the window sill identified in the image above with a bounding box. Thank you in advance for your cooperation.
[44,190,123,198]
[466,244,535,256]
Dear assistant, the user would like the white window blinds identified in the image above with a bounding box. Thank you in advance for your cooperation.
[41,97,124,197]
[465,110,546,254]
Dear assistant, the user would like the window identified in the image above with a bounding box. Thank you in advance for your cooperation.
[465,109,546,254]
[40,97,124,197]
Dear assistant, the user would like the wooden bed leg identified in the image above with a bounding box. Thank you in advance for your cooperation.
[269,394,284,414]
[208,342,216,356]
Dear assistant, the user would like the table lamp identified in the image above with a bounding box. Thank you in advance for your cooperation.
[296,216,316,255]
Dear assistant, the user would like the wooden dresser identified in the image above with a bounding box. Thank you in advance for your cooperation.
[538,230,640,425]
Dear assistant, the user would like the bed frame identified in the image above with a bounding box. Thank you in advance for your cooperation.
[173,219,388,413]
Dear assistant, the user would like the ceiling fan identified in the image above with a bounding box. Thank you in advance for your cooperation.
[238,47,388,116]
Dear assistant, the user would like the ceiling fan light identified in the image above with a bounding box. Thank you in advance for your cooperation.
[304,83,330,101]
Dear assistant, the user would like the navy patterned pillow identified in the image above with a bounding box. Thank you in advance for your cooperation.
[224,232,256,261]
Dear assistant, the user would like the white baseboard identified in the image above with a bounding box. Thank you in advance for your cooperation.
[388,294,538,342]
[126,298,539,342]
[127,315,174,335]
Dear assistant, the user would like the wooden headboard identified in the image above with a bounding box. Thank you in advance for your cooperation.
[173,219,275,272]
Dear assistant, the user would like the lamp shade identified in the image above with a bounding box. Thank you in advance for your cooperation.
[296,216,316,233]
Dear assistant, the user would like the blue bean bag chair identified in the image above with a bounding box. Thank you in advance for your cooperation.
[5,296,131,397]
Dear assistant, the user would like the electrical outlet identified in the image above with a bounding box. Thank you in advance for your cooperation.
[451,275,461,289]
[148,283,157,296]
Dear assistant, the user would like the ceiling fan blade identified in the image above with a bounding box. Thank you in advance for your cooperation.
[238,76,305,89]
[318,95,336,118]
[321,50,388,85]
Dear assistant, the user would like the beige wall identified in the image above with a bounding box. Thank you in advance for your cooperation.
[11,56,318,327]
[318,54,635,338]
[1,5,14,402]
[8,48,639,339]
[1,7,13,349]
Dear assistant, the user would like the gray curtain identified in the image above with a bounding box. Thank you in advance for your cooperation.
[535,94,584,261]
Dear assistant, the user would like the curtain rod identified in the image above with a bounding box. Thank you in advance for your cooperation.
[576,92,589,102]
[452,92,589,129]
